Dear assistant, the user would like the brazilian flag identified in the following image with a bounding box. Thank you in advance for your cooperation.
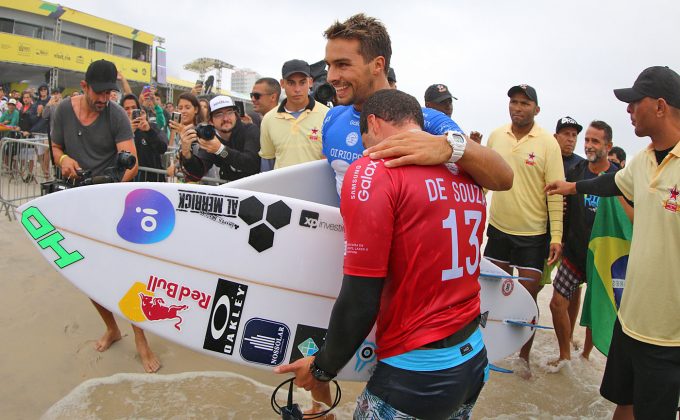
[580,197,633,356]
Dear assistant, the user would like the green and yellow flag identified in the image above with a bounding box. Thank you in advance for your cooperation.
[580,197,633,356]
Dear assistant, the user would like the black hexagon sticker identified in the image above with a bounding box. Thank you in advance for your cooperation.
[248,223,275,252]
[266,200,292,230]
[239,196,265,225]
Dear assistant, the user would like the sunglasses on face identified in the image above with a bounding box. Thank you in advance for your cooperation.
[250,92,268,100]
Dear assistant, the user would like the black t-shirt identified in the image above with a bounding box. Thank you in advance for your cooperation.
[563,160,618,271]
[562,153,586,175]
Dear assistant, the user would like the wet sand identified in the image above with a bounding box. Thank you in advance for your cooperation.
[0,215,615,419]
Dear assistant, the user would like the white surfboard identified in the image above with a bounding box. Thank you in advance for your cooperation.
[17,165,537,381]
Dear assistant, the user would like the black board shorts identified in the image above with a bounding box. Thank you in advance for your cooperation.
[483,224,549,272]
[365,347,487,419]
[600,319,680,419]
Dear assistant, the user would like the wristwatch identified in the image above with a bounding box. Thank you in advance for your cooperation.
[216,144,229,159]
[309,360,335,382]
[446,130,467,163]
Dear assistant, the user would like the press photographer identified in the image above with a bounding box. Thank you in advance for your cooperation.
[180,95,260,182]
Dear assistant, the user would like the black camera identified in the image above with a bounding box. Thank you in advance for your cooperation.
[41,151,137,194]
[313,83,336,106]
[195,123,216,140]
[310,60,336,107]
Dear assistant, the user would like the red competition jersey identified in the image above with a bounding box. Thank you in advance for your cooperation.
[341,157,487,359]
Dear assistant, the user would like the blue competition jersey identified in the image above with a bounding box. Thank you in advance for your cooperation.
[322,105,464,194]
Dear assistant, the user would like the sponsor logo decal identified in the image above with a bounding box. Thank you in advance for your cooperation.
[349,160,380,201]
[663,185,679,213]
[176,190,240,229]
[309,127,320,142]
[117,189,175,244]
[501,278,514,296]
[239,318,290,366]
[203,278,248,355]
[238,197,291,252]
[21,206,83,269]
[354,340,377,372]
[460,343,473,356]
[289,324,327,363]
[118,275,212,330]
[299,210,344,232]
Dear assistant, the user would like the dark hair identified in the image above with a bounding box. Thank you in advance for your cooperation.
[609,146,626,161]
[589,120,613,144]
[324,13,392,77]
[360,89,424,134]
[255,77,281,101]
[177,92,201,124]
[121,93,140,109]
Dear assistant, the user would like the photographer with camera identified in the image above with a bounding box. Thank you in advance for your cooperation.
[179,95,260,182]
[121,93,168,182]
[50,60,161,373]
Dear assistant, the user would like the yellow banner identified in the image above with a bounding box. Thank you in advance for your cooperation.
[0,0,155,45]
[0,33,151,82]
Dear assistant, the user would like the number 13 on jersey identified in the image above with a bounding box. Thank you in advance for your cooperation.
[442,209,483,281]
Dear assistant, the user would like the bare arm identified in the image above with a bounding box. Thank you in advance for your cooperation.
[364,131,513,191]
[117,72,132,96]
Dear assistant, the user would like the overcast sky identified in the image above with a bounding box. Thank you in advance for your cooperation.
[61,0,680,157]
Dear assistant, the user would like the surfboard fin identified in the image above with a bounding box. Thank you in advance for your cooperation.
[479,311,489,328]
[479,273,536,281]
[504,319,553,330]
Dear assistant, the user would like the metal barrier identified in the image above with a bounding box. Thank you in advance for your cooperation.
[0,136,52,220]
[1,139,227,221]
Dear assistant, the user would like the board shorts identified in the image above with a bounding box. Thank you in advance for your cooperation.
[553,257,585,300]
[356,348,488,419]
[484,224,549,272]
[600,319,680,419]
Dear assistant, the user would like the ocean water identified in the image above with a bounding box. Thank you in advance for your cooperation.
[43,299,616,419]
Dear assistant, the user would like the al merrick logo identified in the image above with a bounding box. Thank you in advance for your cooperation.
[117,189,175,244]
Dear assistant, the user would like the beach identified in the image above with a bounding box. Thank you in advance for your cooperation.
[0,214,615,419]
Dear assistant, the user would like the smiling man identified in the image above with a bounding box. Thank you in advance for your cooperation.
[258,59,329,169]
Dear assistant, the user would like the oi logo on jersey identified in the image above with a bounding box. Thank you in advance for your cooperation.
[117,189,175,244]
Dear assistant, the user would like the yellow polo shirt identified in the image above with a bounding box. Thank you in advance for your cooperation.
[259,97,329,169]
[614,142,680,346]
[487,123,564,244]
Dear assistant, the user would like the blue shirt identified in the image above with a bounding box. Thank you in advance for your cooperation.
[322,105,464,194]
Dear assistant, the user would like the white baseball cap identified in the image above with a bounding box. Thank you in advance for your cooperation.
[209,95,236,114]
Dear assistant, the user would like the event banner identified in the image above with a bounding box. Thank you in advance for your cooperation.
[0,33,151,83]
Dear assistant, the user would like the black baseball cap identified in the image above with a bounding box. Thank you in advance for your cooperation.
[387,67,397,83]
[85,59,118,93]
[282,59,311,78]
[556,116,583,134]
[508,84,538,104]
[614,66,680,109]
[425,84,457,103]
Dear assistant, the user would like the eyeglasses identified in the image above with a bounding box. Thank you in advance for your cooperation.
[250,92,268,100]
[213,110,236,120]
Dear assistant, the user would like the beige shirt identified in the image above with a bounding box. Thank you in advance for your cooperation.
[487,123,564,243]
[615,142,680,346]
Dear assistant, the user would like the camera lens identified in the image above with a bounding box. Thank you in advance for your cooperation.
[195,123,216,140]
[314,83,336,105]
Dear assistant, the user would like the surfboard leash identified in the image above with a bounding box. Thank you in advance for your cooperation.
[271,377,342,419]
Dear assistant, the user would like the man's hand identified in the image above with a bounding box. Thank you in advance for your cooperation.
[136,110,150,132]
[548,243,562,265]
[545,180,577,196]
[469,131,483,144]
[197,136,222,154]
[274,356,324,392]
[37,104,44,116]
[241,113,253,125]
[363,130,450,167]
[60,155,81,179]
[179,124,197,158]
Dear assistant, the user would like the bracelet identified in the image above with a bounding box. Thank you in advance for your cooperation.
[59,154,68,165]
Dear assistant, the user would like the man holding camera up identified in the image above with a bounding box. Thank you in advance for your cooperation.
[180,95,260,182]
[50,60,162,373]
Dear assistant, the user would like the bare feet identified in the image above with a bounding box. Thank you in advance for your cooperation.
[571,339,581,351]
[134,333,161,373]
[546,358,570,373]
[580,352,591,360]
[516,358,532,380]
[547,357,570,367]
[94,329,122,352]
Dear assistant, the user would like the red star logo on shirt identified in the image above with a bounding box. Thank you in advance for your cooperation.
[670,185,679,200]
[525,152,536,166]
[311,128,319,135]
[529,152,535,160]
